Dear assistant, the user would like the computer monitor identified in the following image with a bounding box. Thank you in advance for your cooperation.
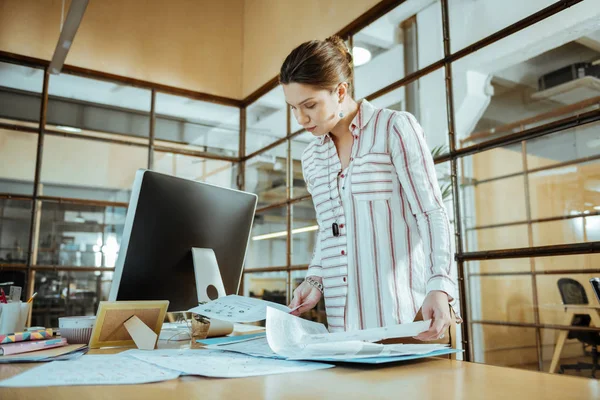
[108,170,258,311]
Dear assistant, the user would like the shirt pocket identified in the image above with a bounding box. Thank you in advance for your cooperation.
[350,153,395,201]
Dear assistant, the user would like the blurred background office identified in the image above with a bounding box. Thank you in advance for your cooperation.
[1,0,600,378]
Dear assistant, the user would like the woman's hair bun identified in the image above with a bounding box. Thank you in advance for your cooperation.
[326,35,353,65]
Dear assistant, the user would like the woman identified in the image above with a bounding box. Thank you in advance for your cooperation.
[283,36,459,341]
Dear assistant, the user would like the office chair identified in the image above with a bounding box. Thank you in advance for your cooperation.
[557,278,600,378]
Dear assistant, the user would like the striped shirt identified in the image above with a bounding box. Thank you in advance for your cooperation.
[301,99,458,332]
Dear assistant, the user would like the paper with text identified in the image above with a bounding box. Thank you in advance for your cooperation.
[265,307,437,360]
[0,355,181,387]
[125,348,333,378]
[188,295,291,323]
[206,334,448,361]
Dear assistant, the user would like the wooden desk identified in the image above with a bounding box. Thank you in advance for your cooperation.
[548,305,600,374]
[1,345,599,399]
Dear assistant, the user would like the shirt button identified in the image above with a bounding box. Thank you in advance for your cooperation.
[340,224,345,228]
[341,250,346,255]
[340,174,345,178]
[354,135,359,139]
[343,277,347,283]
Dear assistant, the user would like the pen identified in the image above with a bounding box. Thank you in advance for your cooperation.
[26,292,38,304]
[0,282,14,286]
[0,289,7,304]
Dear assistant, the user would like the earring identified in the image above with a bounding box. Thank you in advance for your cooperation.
[339,111,344,118]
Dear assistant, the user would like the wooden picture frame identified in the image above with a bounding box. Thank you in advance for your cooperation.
[88,300,169,349]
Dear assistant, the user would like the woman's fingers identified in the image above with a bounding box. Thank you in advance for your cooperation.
[289,286,321,316]
[415,314,450,341]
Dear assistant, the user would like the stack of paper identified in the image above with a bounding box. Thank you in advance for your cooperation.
[192,296,459,363]
[202,307,455,363]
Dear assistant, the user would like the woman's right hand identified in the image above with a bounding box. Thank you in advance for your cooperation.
[289,277,322,316]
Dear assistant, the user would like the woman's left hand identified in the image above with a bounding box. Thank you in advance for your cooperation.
[415,291,452,341]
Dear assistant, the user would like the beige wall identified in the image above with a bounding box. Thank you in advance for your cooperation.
[0,0,244,99]
[0,0,382,99]
[242,0,381,98]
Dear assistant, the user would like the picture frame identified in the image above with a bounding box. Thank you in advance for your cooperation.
[88,300,169,349]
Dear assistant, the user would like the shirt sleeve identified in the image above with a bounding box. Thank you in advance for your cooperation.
[388,111,457,301]
[302,153,323,279]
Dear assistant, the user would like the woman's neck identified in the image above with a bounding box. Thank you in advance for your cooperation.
[330,98,359,141]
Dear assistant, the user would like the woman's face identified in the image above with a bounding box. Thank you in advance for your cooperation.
[283,82,341,137]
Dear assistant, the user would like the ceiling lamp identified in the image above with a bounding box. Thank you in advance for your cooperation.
[353,46,372,67]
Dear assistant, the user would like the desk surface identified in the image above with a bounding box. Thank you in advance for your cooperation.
[1,346,599,400]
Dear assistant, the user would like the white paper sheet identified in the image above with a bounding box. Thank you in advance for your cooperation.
[0,355,181,387]
[124,348,333,378]
[188,295,291,323]
[266,307,435,359]
[205,335,282,358]
[206,334,447,361]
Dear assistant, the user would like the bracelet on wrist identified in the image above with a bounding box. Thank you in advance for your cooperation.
[305,276,324,293]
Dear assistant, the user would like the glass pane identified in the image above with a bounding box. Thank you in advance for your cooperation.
[245,207,287,269]
[454,16,600,149]
[245,142,288,208]
[0,61,43,124]
[535,253,595,272]
[466,259,531,275]
[292,200,318,266]
[246,85,287,156]
[36,202,126,268]
[40,135,147,202]
[0,199,32,264]
[460,143,528,251]
[536,272,600,326]
[465,225,529,252]
[291,131,311,199]
[370,68,449,155]
[32,271,110,327]
[448,0,555,53]
[47,73,151,141]
[526,121,600,171]
[243,271,288,304]
[155,93,239,157]
[529,156,600,221]
[354,0,443,99]
[531,219,582,247]
[0,129,37,195]
[153,152,237,189]
[0,270,26,291]
[463,175,527,227]
[540,328,600,378]
[471,324,537,367]
[468,273,535,323]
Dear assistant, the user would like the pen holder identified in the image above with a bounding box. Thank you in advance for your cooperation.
[190,313,210,349]
[0,301,31,335]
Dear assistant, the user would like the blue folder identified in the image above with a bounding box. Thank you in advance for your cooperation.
[196,332,265,346]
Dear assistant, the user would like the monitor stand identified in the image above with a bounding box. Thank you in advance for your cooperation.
[191,248,227,304]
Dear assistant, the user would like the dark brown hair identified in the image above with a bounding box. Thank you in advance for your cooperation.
[279,35,353,91]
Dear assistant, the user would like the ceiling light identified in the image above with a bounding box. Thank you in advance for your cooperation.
[56,125,82,133]
[252,225,319,241]
[352,46,372,67]
[74,212,85,223]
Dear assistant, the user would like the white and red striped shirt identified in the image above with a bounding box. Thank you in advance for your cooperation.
[302,99,458,332]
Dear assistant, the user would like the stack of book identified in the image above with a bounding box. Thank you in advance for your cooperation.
[0,328,67,356]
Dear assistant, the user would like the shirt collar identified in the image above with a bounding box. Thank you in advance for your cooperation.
[318,99,377,145]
